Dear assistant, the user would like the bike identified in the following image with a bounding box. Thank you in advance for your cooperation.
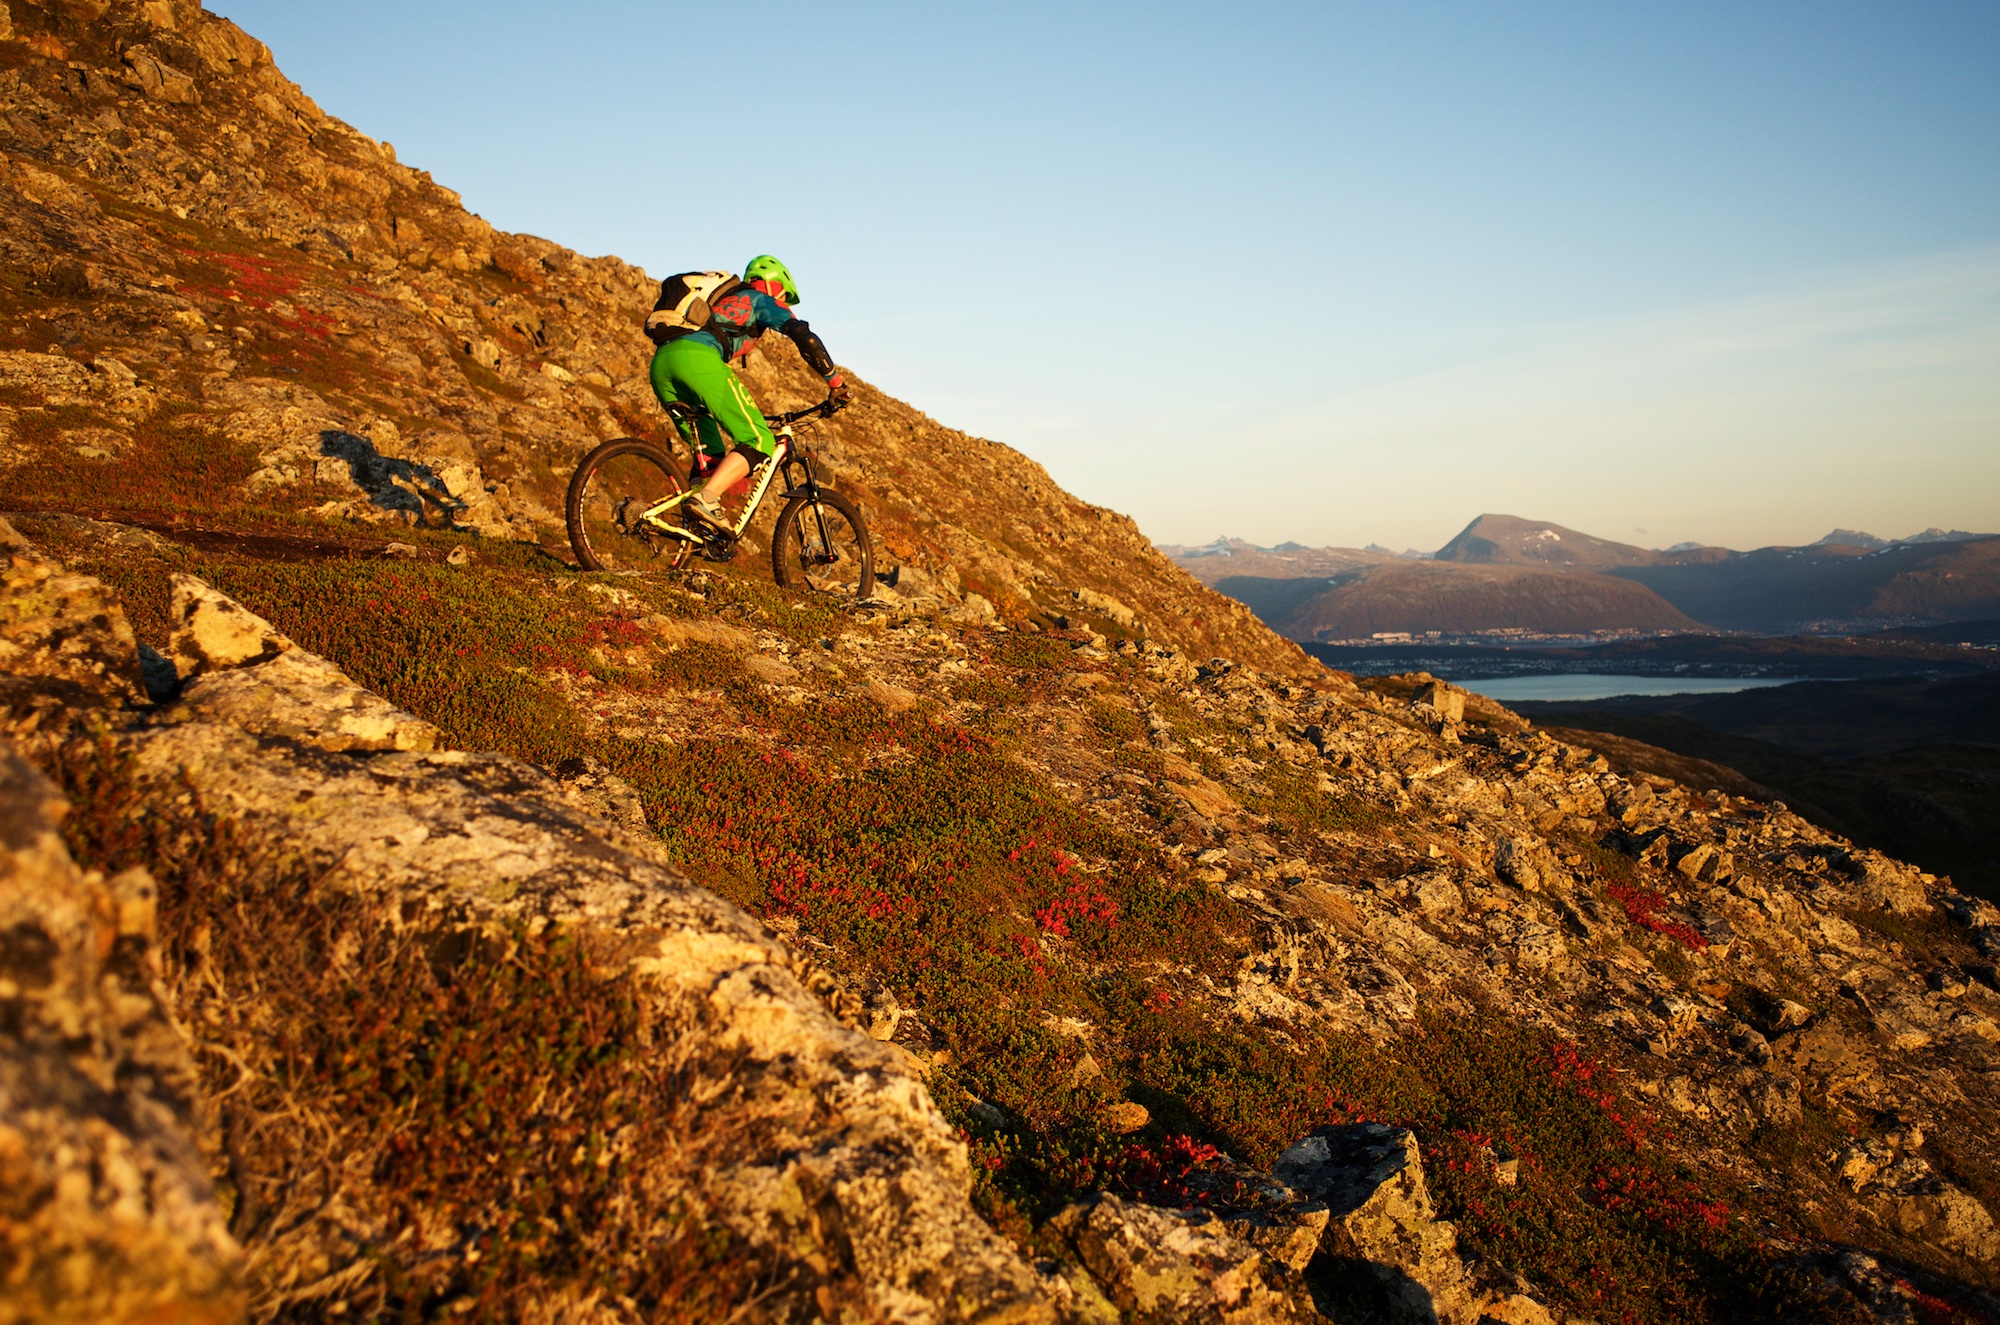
[564,394,874,600]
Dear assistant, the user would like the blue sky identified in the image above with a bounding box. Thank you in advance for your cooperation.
[219,1,2000,552]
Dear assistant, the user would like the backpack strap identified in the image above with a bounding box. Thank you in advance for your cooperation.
[645,273,744,346]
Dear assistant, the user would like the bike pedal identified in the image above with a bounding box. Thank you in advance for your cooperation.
[699,538,737,563]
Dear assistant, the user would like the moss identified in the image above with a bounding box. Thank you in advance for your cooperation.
[1245,763,1390,837]
[1088,700,1145,744]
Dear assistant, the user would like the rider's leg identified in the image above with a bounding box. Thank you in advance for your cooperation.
[688,415,728,488]
[656,341,779,511]
[649,343,728,480]
[701,449,753,500]
[692,366,776,503]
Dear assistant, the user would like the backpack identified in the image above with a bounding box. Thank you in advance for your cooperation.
[645,271,742,346]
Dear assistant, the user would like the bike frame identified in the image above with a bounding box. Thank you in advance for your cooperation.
[634,401,832,546]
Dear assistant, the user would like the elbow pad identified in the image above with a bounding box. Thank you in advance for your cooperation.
[779,317,838,378]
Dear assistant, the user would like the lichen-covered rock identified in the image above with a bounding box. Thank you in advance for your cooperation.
[162,576,441,752]
[1214,1206,1332,1279]
[1274,1123,1475,1325]
[548,753,654,839]
[1,518,146,736]
[1257,1124,1567,1325]
[1877,1185,2000,1265]
[175,641,442,753]
[1412,679,1467,726]
[0,739,242,1324]
[166,572,296,677]
[1046,1194,1317,1323]
[1843,849,1932,917]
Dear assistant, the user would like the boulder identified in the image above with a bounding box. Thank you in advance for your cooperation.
[1046,1194,1316,1324]
[548,753,653,840]
[120,45,199,104]
[1213,1204,1333,1277]
[1845,851,1930,917]
[163,577,441,754]
[1273,1123,1475,1325]
[0,740,242,1324]
[1073,588,1138,630]
[1412,873,1463,918]
[172,648,442,754]
[1493,836,1548,892]
[1879,1185,2000,1265]
[1412,680,1466,725]
[1772,1020,1882,1103]
[0,519,147,737]
[166,573,294,678]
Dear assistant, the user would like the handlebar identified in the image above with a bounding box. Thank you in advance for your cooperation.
[768,392,846,427]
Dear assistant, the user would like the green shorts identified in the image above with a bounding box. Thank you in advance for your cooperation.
[648,338,778,460]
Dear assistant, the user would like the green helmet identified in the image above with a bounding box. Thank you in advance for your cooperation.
[743,254,800,306]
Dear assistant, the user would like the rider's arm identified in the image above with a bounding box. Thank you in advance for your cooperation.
[778,317,839,380]
[749,292,841,383]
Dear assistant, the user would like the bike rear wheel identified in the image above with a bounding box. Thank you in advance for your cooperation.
[566,439,693,574]
[771,489,874,600]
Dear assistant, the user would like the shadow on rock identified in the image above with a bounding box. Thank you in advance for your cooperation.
[317,429,462,524]
[1305,1255,1444,1325]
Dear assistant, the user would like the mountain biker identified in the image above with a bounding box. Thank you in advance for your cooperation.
[647,254,849,534]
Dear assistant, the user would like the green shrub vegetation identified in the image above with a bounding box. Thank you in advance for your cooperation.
[52,743,772,1322]
[37,536,1882,1323]
[0,403,261,520]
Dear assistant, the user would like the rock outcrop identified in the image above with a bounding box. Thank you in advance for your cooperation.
[1045,1194,1316,1324]
[2,515,145,737]
[1039,1122,1564,1325]
[0,737,240,1323]
[1,537,1055,1323]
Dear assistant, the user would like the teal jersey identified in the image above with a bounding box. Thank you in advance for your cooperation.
[682,288,793,361]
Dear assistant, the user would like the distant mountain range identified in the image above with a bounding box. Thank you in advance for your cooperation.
[1161,514,2000,639]
[1431,514,1660,569]
[1812,527,1991,550]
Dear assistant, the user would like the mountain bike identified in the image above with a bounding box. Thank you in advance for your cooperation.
[564,394,874,600]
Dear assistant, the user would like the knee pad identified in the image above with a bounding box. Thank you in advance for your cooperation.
[733,442,773,466]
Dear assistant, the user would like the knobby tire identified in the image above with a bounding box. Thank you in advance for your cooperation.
[771,489,874,600]
[565,438,692,574]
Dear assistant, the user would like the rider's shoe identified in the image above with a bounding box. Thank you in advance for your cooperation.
[682,491,728,534]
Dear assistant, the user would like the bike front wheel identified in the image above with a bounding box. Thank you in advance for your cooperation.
[566,439,694,574]
[771,489,875,600]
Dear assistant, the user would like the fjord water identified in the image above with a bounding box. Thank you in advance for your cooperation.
[1456,676,1800,704]
[1459,674,1795,702]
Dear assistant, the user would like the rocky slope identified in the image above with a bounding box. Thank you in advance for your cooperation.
[12,504,2000,1322]
[0,0,1306,679]
[0,524,1634,1325]
[4,4,2000,1324]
